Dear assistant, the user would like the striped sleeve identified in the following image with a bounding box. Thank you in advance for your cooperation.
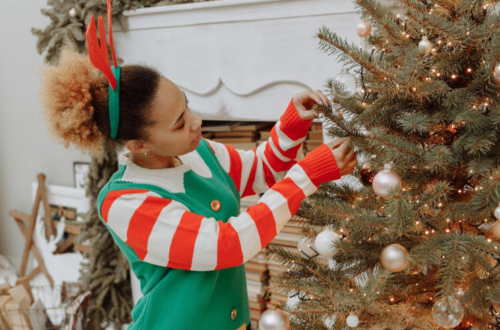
[205,97,314,199]
[99,144,341,271]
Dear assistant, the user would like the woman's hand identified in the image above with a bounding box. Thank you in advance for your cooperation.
[293,90,331,120]
[326,137,357,176]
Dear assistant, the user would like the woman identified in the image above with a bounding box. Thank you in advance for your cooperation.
[40,47,357,330]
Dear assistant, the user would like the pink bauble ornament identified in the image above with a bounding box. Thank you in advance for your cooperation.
[372,164,402,199]
[356,19,372,38]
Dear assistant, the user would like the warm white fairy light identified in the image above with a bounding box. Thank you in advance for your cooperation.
[451,74,457,79]
[467,68,472,72]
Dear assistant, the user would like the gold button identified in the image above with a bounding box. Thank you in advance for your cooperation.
[211,200,221,211]
[231,308,237,320]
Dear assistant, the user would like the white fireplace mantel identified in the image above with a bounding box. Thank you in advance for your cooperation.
[113,0,364,127]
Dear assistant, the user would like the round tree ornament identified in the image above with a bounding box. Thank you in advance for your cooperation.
[258,308,290,330]
[380,244,409,272]
[333,68,358,99]
[372,164,402,199]
[356,19,372,38]
[314,228,340,257]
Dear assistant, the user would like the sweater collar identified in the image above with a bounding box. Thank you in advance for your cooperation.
[118,150,192,175]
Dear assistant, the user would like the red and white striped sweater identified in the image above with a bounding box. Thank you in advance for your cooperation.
[99,98,341,271]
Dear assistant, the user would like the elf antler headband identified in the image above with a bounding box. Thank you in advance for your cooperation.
[86,0,121,139]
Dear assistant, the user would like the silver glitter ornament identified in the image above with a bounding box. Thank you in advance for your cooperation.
[314,228,340,257]
[333,68,358,99]
[432,296,464,328]
[380,244,409,272]
[418,36,432,54]
[372,164,402,199]
[356,19,372,38]
[69,7,77,17]
[258,308,290,330]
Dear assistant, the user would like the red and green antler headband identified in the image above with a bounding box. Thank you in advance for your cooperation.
[86,0,120,139]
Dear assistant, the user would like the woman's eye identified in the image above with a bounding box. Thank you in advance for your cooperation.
[178,122,185,129]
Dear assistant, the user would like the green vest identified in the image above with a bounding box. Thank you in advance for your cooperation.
[97,139,251,329]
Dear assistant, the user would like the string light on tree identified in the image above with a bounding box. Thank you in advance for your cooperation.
[258,306,290,330]
[69,7,77,17]
[372,164,402,199]
[432,296,464,328]
[356,19,372,38]
[297,236,318,257]
[314,228,340,257]
[380,244,409,272]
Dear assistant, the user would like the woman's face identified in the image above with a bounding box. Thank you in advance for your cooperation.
[141,76,203,157]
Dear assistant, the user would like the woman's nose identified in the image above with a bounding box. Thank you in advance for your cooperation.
[192,116,202,131]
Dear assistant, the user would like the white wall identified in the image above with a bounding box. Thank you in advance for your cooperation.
[0,0,91,271]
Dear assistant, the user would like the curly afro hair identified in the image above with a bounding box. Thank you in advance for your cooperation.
[40,46,161,157]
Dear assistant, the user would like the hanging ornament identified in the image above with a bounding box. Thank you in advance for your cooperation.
[258,307,290,330]
[333,68,358,99]
[359,161,375,186]
[297,236,317,257]
[335,107,344,120]
[380,244,409,272]
[314,228,340,257]
[372,164,402,199]
[494,64,500,86]
[418,36,432,54]
[346,314,359,327]
[494,202,500,220]
[475,254,498,279]
[356,19,372,38]
[491,220,500,239]
[69,7,77,18]
[432,296,464,328]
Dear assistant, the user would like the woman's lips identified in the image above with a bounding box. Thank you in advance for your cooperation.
[193,131,202,142]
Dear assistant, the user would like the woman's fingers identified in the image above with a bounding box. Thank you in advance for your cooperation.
[312,90,331,107]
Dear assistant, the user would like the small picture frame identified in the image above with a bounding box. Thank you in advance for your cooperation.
[73,162,90,189]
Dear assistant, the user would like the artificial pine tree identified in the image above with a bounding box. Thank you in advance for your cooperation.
[264,0,500,329]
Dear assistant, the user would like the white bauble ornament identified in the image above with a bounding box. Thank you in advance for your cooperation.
[314,229,340,257]
[333,68,358,99]
[69,7,77,18]
[297,236,317,257]
[418,36,432,54]
[491,220,500,239]
[494,64,500,86]
[372,164,402,199]
[494,202,500,220]
[380,244,409,272]
[346,314,360,327]
[432,296,464,328]
[258,308,290,330]
[356,19,372,38]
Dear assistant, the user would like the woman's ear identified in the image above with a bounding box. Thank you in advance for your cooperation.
[125,139,147,154]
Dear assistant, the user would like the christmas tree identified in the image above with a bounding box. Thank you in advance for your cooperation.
[263,0,500,329]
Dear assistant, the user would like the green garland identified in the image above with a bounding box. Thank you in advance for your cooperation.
[32,0,213,64]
